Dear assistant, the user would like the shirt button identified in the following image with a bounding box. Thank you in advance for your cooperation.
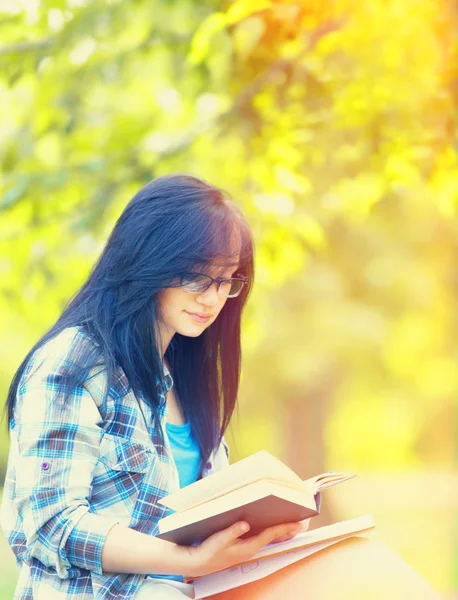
[206,461,212,470]
[41,462,50,472]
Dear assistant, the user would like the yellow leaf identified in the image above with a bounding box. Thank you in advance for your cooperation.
[294,215,327,250]
[233,16,266,59]
[226,0,272,25]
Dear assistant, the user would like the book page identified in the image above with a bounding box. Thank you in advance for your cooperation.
[159,450,303,512]
[303,472,356,492]
[193,533,372,598]
[250,513,374,562]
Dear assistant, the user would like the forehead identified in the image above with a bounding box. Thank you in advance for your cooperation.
[207,261,239,278]
[198,224,241,277]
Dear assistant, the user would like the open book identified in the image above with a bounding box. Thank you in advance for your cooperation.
[157,450,355,545]
[190,514,375,597]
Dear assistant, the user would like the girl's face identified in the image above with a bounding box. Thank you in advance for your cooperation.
[158,263,239,341]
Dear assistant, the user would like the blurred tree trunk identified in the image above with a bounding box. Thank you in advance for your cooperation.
[285,367,341,528]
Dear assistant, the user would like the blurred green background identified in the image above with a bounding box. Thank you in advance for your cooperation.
[1,0,457,598]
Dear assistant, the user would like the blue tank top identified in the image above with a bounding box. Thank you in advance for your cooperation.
[147,420,201,582]
[165,420,201,488]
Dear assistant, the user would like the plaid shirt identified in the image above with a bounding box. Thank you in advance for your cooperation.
[1,327,229,600]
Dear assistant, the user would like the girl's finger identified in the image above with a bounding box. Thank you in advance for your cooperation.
[244,523,303,551]
[270,531,298,544]
[269,520,310,544]
[204,521,251,549]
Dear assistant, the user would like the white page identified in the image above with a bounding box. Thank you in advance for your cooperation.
[252,514,374,561]
[193,533,367,598]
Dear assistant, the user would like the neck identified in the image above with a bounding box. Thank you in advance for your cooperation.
[156,323,175,359]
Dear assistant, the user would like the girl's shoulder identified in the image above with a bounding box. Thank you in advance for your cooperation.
[33,325,99,363]
[22,326,103,388]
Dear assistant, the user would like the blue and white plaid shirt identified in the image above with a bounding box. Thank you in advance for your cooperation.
[1,327,229,599]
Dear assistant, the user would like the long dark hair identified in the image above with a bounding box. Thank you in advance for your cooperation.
[5,174,254,474]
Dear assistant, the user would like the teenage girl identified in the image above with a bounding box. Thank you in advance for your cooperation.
[1,175,442,600]
[1,175,303,600]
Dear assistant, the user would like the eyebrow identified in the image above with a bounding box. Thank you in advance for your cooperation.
[211,266,239,279]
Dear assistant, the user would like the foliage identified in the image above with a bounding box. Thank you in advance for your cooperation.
[1,0,458,481]
[1,0,458,595]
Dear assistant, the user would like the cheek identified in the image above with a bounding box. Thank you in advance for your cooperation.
[215,296,228,316]
[158,289,186,320]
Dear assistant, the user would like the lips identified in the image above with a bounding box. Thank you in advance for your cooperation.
[185,311,213,323]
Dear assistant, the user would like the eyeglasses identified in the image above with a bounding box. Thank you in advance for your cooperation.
[178,273,248,298]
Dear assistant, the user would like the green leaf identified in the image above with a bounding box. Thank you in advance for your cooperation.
[0,177,30,212]
[187,13,228,66]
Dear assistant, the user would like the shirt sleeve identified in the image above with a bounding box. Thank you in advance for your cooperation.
[12,331,119,578]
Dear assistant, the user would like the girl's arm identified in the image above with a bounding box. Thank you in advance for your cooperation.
[101,520,303,577]
[11,333,119,578]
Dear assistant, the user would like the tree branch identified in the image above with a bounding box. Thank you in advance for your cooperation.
[150,18,345,156]
[0,38,53,57]
[221,17,345,122]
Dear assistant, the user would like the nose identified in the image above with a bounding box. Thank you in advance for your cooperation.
[196,283,219,307]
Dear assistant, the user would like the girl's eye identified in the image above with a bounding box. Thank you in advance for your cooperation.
[192,275,208,284]
[181,274,211,291]
[219,281,232,294]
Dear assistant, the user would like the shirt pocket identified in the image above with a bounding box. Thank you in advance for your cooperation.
[98,434,152,474]
[90,434,153,516]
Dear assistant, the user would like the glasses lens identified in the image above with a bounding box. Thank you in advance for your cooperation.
[181,274,212,293]
[226,278,245,298]
[180,274,246,297]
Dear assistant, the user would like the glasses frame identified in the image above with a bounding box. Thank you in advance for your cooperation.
[179,273,248,298]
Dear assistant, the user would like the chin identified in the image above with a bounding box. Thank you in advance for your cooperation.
[177,327,207,338]
[173,312,215,337]
[176,320,211,337]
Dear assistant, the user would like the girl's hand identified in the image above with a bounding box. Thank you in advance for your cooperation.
[269,517,311,544]
[181,521,304,578]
